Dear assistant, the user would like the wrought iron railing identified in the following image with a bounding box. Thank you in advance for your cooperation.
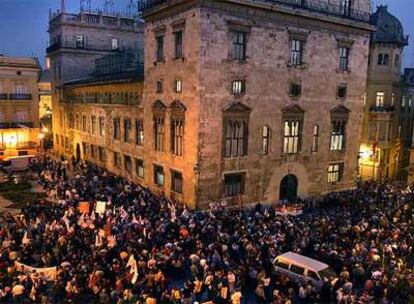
[138,0,370,22]
[369,105,395,113]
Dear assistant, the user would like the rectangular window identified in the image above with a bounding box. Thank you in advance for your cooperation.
[339,47,350,71]
[99,117,105,136]
[262,125,270,155]
[90,144,96,158]
[98,147,106,162]
[174,31,183,59]
[135,159,144,178]
[232,31,247,60]
[171,170,183,194]
[328,163,343,183]
[111,38,119,50]
[289,83,302,97]
[113,118,120,140]
[283,121,300,154]
[154,117,164,151]
[124,118,131,143]
[135,119,144,146]
[82,115,87,132]
[124,155,132,172]
[376,92,385,107]
[290,39,304,66]
[232,80,245,95]
[113,151,121,168]
[154,165,164,186]
[156,80,163,93]
[340,0,352,16]
[337,86,347,99]
[312,124,319,153]
[171,116,184,156]
[224,173,244,197]
[91,116,97,134]
[224,120,248,158]
[156,35,164,62]
[76,35,84,48]
[82,142,89,156]
[330,121,346,151]
[378,53,389,66]
[175,80,182,93]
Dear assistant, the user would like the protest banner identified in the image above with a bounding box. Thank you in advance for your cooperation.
[78,201,90,214]
[14,261,57,281]
[95,201,106,214]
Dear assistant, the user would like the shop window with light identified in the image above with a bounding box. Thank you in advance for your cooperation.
[282,105,304,154]
[154,164,164,186]
[135,119,144,146]
[224,173,245,197]
[376,92,385,107]
[135,159,144,178]
[171,170,183,194]
[262,125,270,155]
[312,124,319,153]
[328,163,343,183]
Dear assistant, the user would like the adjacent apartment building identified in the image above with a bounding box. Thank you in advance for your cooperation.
[0,56,41,158]
[359,5,409,180]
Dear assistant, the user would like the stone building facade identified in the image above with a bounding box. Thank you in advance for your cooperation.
[402,69,414,183]
[358,5,409,181]
[47,3,143,160]
[0,56,41,158]
[141,0,373,208]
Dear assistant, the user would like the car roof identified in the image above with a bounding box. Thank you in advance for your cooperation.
[275,252,329,272]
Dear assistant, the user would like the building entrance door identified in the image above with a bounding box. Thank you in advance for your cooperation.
[279,174,298,202]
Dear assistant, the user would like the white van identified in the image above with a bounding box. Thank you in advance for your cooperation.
[0,155,37,172]
[273,252,337,290]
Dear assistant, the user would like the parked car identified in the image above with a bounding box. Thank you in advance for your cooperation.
[273,252,338,291]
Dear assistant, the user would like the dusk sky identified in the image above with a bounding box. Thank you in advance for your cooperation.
[0,0,413,68]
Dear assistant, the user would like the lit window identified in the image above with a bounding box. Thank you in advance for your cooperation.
[175,80,182,93]
[99,117,105,136]
[312,124,319,153]
[283,121,300,154]
[328,163,343,183]
[135,159,144,178]
[154,165,164,186]
[76,35,84,48]
[262,125,270,155]
[135,119,144,146]
[378,53,389,66]
[330,121,346,151]
[111,38,119,50]
[290,39,304,66]
[232,80,245,95]
[376,92,385,107]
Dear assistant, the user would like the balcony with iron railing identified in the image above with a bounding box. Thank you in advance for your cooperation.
[0,122,35,129]
[138,0,370,22]
[369,105,395,113]
[8,94,32,100]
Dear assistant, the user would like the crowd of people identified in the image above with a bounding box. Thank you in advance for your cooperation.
[0,156,414,303]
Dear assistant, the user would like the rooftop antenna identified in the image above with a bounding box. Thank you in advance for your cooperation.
[80,0,91,12]
[103,0,115,14]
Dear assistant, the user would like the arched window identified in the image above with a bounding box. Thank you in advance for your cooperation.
[170,100,186,156]
[153,100,166,152]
